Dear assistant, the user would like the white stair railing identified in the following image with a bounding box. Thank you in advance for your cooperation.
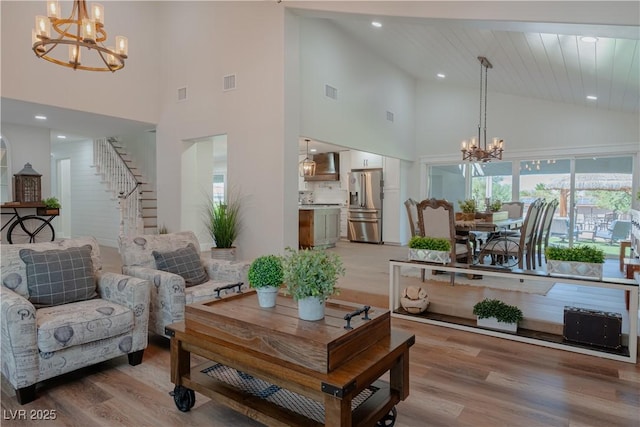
[93,137,144,238]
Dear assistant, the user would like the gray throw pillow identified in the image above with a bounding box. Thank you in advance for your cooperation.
[19,244,97,308]
[153,243,208,287]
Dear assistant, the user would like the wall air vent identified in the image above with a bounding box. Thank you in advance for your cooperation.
[224,74,237,91]
[325,84,338,100]
[386,111,394,122]
[177,87,187,101]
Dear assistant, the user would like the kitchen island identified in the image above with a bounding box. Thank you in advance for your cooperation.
[299,205,341,249]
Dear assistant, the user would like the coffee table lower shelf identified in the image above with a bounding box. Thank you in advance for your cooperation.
[175,361,397,427]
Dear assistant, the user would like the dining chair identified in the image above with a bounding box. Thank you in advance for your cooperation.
[501,201,524,219]
[416,198,472,285]
[479,198,544,270]
[404,198,420,238]
[534,198,559,268]
[404,198,425,281]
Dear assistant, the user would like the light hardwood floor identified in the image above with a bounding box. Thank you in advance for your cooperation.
[2,242,639,426]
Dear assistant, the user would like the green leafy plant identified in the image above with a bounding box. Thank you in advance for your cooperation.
[545,245,605,264]
[248,255,284,289]
[473,298,523,324]
[458,199,477,213]
[282,247,345,301]
[489,199,502,212]
[42,197,61,209]
[205,195,240,248]
[158,224,169,234]
[408,236,451,251]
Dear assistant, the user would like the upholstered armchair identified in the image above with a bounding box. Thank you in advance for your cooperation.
[0,237,151,404]
[118,231,250,338]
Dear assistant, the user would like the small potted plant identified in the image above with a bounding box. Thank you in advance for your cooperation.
[248,255,284,308]
[408,236,451,264]
[472,298,523,333]
[282,247,345,321]
[458,199,477,221]
[545,245,605,280]
[489,199,503,212]
[204,194,241,261]
[38,197,61,215]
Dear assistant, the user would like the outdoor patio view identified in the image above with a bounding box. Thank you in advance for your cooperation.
[429,155,634,258]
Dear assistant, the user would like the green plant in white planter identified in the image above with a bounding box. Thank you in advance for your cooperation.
[545,245,605,280]
[248,255,284,308]
[408,236,451,264]
[472,298,523,333]
[282,247,345,321]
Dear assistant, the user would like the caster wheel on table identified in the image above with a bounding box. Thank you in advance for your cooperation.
[171,385,195,412]
[376,406,397,426]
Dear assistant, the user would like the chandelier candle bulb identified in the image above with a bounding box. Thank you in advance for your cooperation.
[115,36,128,57]
[32,30,46,53]
[69,45,81,64]
[92,3,104,25]
[106,47,118,67]
[35,16,50,38]
[81,18,96,42]
[47,0,60,18]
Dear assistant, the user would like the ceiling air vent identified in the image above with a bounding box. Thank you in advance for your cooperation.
[224,74,236,91]
[386,111,395,122]
[325,84,338,100]
[177,87,187,101]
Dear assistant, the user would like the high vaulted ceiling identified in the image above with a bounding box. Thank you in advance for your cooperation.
[293,6,640,115]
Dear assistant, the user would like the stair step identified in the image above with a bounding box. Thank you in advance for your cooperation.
[143,215,158,219]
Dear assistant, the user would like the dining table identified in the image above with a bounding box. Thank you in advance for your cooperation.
[455,217,525,265]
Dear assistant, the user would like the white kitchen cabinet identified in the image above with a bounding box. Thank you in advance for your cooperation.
[339,151,351,190]
[350,150,383,169]
[340,207,348,238]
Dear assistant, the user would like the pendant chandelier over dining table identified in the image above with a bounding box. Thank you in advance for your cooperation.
[32,0,128,72]
[461,56,504,162]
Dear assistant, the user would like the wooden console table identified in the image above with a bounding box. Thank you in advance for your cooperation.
[166,291,414,426]
[389,259,638,364]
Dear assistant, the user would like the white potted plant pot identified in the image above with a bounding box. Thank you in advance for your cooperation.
[409,249,450,264]
[546,260,603,280]
[297,296,325,321]
[256,286,279,308]
[477,317,518,333]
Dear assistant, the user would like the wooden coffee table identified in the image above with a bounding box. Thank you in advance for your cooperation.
[165,290,414,426]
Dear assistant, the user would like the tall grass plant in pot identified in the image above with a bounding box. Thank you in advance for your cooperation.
[205,194,241,260]
[282,247,345,321]
[248,255,284,308]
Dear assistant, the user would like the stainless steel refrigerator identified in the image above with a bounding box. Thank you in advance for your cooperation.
[347,169,383,243]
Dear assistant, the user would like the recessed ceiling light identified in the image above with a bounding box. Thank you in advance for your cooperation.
[57,135,67,139]
[371,21,382,28]
[586,95,597,100]
[310,148,317,153]
[580,36,599,43]
[35,115,47,120]
[436,73,446,79]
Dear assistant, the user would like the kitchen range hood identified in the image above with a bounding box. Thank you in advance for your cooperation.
[304,152,340,181]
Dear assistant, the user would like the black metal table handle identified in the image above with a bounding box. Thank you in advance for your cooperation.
[343,305,371,330]
[214,282,243,299]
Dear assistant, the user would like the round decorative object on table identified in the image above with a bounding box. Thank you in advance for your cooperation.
[400,286,429,314]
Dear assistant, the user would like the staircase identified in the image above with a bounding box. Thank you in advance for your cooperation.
[93,137,158,237]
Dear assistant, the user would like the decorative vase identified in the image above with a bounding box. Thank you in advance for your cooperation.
[211,247,236,261]
[477,317,518,333]
[546,260,603,280]
[408,249,450,264]
[256,286,279,308]
[297,296,325,321]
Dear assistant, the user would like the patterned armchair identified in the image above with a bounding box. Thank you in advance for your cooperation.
[1,237,151,404]
[118,231,249,338]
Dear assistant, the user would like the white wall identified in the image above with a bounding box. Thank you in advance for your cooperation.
[0,123,51,199]
[0,1,162,124]
[415,82,640,159]
[299,18,416,161]
[51,140,120,246]
[155,2,294,260]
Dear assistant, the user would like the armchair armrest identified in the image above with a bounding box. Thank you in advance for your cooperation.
[95,271,151,352]
[200,258,249,285]
[0,286,38,389]
[121,265,186,332]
